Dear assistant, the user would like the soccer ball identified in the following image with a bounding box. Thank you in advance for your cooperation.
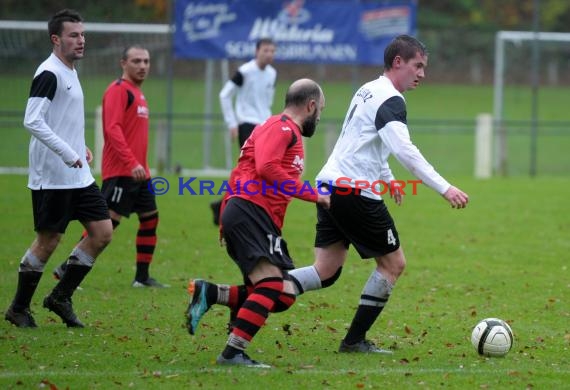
[471,318,514,357]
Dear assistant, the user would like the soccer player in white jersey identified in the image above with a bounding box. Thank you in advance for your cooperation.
[288,35,469,353]
[4,9,113,328]
[210,38,277,225]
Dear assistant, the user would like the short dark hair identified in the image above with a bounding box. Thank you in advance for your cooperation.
[48,9,83,37]
[284,80,321,108]
[256,38,275,51]
[383,34,427,70]
[122,44,147,61]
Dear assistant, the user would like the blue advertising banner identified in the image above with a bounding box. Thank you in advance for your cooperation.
[174,0,417,65]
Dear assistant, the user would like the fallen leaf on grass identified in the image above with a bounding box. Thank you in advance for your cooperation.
[39,379,58,390]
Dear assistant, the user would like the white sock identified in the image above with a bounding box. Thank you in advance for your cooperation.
[288,265,321,295]
[360,270,393,307]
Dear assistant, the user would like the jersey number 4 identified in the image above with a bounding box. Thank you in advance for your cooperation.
[387,229,397,246]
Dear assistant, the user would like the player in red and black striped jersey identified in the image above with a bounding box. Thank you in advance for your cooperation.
[53,45,165,288]
[186,79,329,368]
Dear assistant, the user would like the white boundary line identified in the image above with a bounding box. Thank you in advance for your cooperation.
[1,366,569,378]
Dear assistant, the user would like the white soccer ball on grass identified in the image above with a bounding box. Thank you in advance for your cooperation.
[471,317,514,357]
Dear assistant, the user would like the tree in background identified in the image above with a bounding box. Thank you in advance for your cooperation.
[0,0,168,22]
[419,0,570,31]
[0,0,569,31]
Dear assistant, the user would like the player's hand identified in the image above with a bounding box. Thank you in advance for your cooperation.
[390,185,403,206]
[229,127,238,142]
[85,146,93,164]
[317,193,331,210]
[443,185,469,209]
[70,159,83,168]
[132,164,146,182]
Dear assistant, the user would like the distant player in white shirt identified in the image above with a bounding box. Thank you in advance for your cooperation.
[210,38,277,225]
[4,9,113,329]
[289,35,469,353]
[219,38,277,147]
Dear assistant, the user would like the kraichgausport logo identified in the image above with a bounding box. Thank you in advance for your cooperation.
[147,177,422,196]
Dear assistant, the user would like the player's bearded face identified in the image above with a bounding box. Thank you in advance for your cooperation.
[301,108,319,138]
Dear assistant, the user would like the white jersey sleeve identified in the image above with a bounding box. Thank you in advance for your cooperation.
[23,70,80,167]
[376,96,450,194]
[219,78,239,130]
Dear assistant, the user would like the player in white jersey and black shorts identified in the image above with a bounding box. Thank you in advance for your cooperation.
[4,9,113,329]
[288,35,469,354]
[209,38,277,225]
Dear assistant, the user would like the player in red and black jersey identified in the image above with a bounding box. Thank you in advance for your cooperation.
[186,79,329,368]
[210,38,278,226]
[53,45,166,288]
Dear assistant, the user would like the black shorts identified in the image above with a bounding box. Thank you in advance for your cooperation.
[238,123,257,148]
[315,186,400,259]
[32,183,110,234]
[101,177,157,217]
[221,197,293,277]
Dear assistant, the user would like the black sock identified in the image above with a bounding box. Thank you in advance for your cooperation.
[221,345,241,359]
[344,305,383,345]
[57,260,68,274]
[12,271,42,311]
[135,262,150,282]
[51,263,91,299]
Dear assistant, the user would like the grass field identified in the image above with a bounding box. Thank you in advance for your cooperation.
[0,172,569,389]
[0,73,569,388]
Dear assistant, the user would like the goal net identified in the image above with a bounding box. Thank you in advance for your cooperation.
[493,30,570,176]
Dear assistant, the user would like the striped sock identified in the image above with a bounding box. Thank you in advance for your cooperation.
[223,277,283,357]
[135,213,158,281]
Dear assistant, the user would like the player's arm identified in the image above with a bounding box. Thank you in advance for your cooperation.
[219,71,242,137]
[254,124,318,203]
[102,86,140,171]
[268,74,277,110]
[377,96,468,208]
[376,96,449,193]
[380,161,403,205]
[23,70,81,167]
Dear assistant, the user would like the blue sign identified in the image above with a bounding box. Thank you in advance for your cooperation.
[174,0,417,65]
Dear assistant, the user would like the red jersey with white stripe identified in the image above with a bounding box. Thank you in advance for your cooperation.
[225,114,318,230]
[101,78,150,180]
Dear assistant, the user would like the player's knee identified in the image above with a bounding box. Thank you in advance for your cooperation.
[272,292,296,313]
[393,254,406,277]
[379,250,406,282]
[100,228,113,247]
[43,238,61,255]
[91,222,113,249]
[139,212,159,229]
[36,232,62,256]
[321,266,343,288]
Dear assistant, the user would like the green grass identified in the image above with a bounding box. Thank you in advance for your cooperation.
[1,174,569,389]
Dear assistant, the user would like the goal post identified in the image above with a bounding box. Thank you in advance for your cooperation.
[493,30,570,176]
[474,113,492,179]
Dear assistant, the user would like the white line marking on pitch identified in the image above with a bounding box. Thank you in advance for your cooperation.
[1,367,569,378]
